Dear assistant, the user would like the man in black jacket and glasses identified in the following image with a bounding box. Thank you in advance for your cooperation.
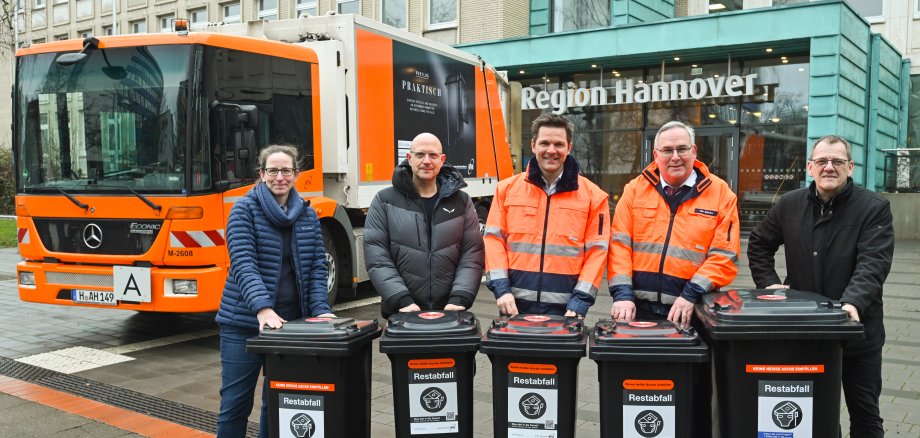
[748,134,894,438]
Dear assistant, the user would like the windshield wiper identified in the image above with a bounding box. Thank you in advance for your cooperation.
[57,188,89,212]
[125,187,163,213]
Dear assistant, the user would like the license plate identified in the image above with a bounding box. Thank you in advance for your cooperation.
[72,289,117,306]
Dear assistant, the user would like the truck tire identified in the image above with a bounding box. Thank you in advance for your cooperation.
[322,227,339,306]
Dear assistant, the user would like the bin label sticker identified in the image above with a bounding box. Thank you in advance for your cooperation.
[746,364,824,374]
[270,381,336,392]
[278,393,324,438]
[408,366,459,435]
[623,388,675,438]
[507,370,558,437]
[757,380,813,438]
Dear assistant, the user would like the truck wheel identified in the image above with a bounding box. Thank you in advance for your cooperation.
[322,227,339,306]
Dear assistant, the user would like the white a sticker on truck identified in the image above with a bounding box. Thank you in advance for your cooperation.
[757,380,813,438]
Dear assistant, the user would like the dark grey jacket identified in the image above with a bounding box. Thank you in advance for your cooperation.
[364,161,484,318]
[748,179,894,356]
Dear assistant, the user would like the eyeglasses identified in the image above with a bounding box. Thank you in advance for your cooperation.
[810,158,850,168]
[656,146,693,157]
[410,151,443,161]
[263,167,295,177]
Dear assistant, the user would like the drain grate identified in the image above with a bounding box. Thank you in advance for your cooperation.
[0,357,259,437]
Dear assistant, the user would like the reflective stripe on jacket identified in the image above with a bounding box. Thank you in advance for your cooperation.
[608,160,740,306]
[485,156,610,316]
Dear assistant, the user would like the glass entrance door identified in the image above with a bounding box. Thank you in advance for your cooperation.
[643,127,738,192]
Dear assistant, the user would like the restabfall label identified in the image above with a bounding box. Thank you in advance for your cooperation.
[757,380,813,438]
[278,393,324,438]
[407,367,459,435]
[622,380,675,438]
[507,366,559,438]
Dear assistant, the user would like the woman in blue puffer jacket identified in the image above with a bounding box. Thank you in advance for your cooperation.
[215,144,335,438]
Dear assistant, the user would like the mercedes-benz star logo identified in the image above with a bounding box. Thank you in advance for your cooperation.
[83,223,103,249]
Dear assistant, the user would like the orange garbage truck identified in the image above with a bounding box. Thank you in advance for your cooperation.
[13,14,513,312]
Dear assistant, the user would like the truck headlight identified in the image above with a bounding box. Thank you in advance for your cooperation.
[19,271,35,286]
[172,279,198,295]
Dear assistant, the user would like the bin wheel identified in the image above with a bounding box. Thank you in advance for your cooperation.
[322,227,339,306]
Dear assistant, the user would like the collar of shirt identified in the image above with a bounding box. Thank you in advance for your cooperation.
[542,170,564,195]
[660,169,697,192]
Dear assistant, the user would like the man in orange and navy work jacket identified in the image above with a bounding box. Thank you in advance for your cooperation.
[484,113,610,317]
[609,121,740,325]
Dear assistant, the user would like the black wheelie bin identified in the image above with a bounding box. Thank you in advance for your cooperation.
[696,289,863,438]
[246,316,382,438]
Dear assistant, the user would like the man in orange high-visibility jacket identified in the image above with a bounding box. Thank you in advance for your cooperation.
[609,121,740,325]
[484,113,610,317]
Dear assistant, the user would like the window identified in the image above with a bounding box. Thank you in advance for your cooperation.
[382,0,406,28]
[76,0,91,17]
[80,29,93,37]
[159,14,174,31]
[295,0,317,17]
[427,0,455,28]
[259,0,277,20]
[101,0,111,11]
[33,38,46,43]
[222,2,240,23]
[131,19,146,33]
[552,0,609,32]
[53,1,69,23]
[337,0,358,14]
[31,10,46,27]
[190,7,207,28]
[34,0,45,8]
[103,25,112,35]
[847,0,882,19]
[55,33,68,40]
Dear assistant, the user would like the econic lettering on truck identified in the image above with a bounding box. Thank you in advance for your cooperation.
[13,14,513,313]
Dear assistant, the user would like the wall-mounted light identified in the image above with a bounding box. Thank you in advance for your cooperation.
[708,114,716,119]
[766,48,773,53]
[709,2,726,10]
[519,70,525,74]
[673,56,680,61]
[591,64,597,68]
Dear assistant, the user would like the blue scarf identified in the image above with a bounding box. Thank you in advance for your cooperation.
[254,182,303,228]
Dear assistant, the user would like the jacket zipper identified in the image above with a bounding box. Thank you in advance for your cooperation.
[536,193,552,305]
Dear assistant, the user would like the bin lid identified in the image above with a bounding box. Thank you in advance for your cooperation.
[379,311,481,354]
[588,319,708,362]
[256,317,378,341]
[697,289,864,340]
[246,317,382,356]
[593,320,700,346]
[481,315,586,357]
[382,311,479,337]
[487,314,584,341]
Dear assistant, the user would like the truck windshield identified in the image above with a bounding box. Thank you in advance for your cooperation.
[15,45,192,194]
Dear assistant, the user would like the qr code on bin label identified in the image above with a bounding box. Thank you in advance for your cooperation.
[447,412,456,421]
[545,420,555,429]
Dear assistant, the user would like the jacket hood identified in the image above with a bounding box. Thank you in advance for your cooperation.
[525,155,581,193]
[392,160,468,198]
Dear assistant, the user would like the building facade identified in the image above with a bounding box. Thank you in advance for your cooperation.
[460,0,910,232]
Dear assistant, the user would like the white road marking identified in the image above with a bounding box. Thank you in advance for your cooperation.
[16,346,134,374]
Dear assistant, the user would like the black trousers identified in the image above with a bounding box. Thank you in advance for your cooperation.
[841,350,884,437]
